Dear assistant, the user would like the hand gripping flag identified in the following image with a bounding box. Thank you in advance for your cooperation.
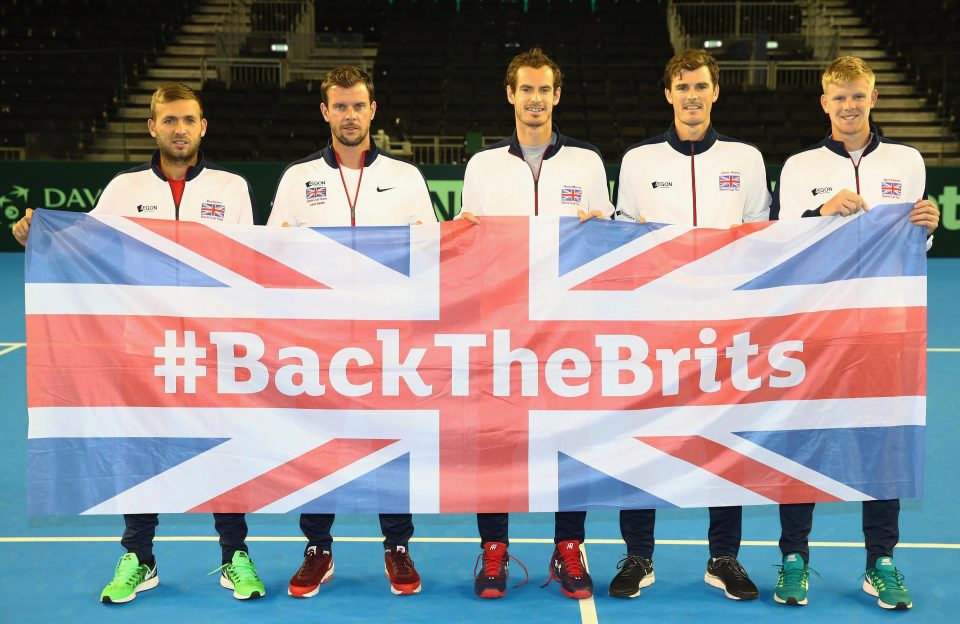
[24,205,926,515]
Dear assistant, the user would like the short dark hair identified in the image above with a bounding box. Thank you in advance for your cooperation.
[662,48,720,90]
[320,65,375,105]
[504,47,563,92]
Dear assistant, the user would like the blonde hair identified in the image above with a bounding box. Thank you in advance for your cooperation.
[821,56,875,92]
[150,83,203,119]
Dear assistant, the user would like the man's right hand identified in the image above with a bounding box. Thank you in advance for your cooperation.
[821,189,869,217]
[12,208,33,246]
[460,211,481,225]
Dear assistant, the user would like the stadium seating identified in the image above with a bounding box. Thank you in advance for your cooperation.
[0,0,197,158]
[853,0,960,132]
[1,0,954,164]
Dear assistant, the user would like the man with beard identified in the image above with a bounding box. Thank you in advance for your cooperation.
[268,65,435,598]
[611,48,769,602]
[13,83,262,604]
[459,47,613,601]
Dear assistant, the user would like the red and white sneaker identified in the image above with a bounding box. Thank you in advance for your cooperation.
[385,545,421,595]
[474,542,509,599]
[546,540,593,599]
[473,541,529,599]
[288,546,334,598]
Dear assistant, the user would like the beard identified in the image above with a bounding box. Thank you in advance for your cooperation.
[332,125,369,147]
[517,110,550,129]
[157,136,200,164]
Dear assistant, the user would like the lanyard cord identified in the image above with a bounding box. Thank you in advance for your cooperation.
[335,150,366,226]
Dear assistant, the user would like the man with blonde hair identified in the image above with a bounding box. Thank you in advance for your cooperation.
[771,56,939,610]
[612,48,769,602]
[460,47,613,601]
[269,65,436,598]
[12,82,262,604]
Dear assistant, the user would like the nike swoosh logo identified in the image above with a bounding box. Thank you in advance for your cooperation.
[376,186,395,192]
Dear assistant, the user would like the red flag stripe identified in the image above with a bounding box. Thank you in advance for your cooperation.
[572,222,774,291]
[25,306,925,411]
[189,437,399,512]
[636,435,844,503]
[130,217,330,289]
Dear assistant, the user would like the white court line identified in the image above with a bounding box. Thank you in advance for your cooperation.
[579,543,599,624]
[1,536,958,549]
[0,343,25,356]
[928,348,960,352]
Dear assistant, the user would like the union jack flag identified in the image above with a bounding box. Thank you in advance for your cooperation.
[882,180,903,198]
[200,201,225,221]
[719,173,741,191]
[306,185,326,200]
[561,185,583,204]
[23,206,926,515]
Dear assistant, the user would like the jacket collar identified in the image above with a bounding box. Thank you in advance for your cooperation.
[506,124,565,160]
[665,122,718,155]
[819,125,882,159]
[149,149,206,182]
[320,140,381,168]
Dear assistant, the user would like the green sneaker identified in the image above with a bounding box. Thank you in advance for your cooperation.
[217,551,265,600]
[774,553,809,606]
[863,557,912,610]
[100,553,159,604]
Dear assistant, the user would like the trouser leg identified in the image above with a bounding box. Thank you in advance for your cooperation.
[477,513,509,547]
[619,509,655,558]
[863,499,900,568]
[213,513,249,563]
[707,505,742,558]
[778,503,815,563]
[120,513,159,563]
[554,511,586,543]
[380,513,414,549]
[300,513,335,552]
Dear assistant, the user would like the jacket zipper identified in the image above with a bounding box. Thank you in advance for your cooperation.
[534,150,546,216]
[844,138,871,195]
[515,149,547,215]
[690,142,698,226]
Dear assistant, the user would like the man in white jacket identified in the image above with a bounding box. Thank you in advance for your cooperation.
[612,48,770,603]
[460,47,613,602]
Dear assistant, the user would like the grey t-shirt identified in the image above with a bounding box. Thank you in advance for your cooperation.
[520,132,558,180]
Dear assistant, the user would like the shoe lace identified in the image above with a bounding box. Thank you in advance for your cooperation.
[209,554,261,584]
[616,554,652,576]
[866,566,906,591]
[713,555,749,580]
[475,545,506,578]
[388,548,414,576]
[472,548,530,589]
[775,562,819,587]
[541,543,586,589]
[558,543,585,577]
[111,555,143,588]
[298,548,319,575]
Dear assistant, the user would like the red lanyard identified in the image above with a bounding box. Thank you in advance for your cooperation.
[335,150,366,226]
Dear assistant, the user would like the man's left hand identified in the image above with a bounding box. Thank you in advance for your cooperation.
[909,199,939,236]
